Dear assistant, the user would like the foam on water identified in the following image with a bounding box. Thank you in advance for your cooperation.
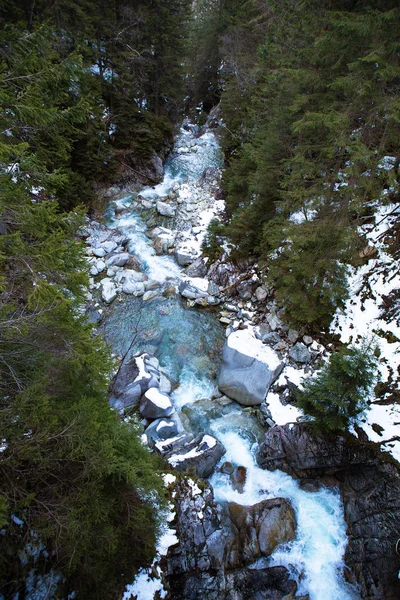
[170,365,218,409]
[209,429,359,600]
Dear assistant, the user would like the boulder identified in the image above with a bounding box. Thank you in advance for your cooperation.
[178,277,209,300]
[224,567,297,600]
[105,252,130,268]
[166,433,225,478]
[218,329,284,406]
[92,247,106,258]
[145,413,186,446]
[110,353,159,409]
[288,342,312,364]
[175,243,200,266]
[157,200,176,217]
[100,278,118,303]
[183,256,208,278]
[115,269,146,295]
[90,258,106,276]
[225,499,296,569]
[256,423,400,600]
[140,387,174,420]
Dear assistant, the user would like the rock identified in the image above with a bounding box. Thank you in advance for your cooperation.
[142,290,159,302]
[287,329,299,344]
[175,243,200,266]
[100,278,118,303]
[105,252,130,268]
[255,286,268,302]
[207,280,220,297]
[262,332,282,346]
[139,387,175,420]
[145,413,186,446]
[178,277,209,300]
[225,498,296,570]
[256,423,400,599]
[92,247,106,258]
[114,269,146,295]
[166,478,297,600]
[218,329,284,406]
[152,227,176,254]
[101,240,118,254]
[157,200,176,217]
[303,335,313,346]
[237,280,254,300]
[220,461,234,475]
[183,256,208,278]
[254,322,272,341]
[266,313,283,331]
[110,354,156,409]
[288,342,312,364]
[230,466,247,493]
[224,567,297,600]
[90,258,106,276]
[166,433,225,478]
[166,479,226,599]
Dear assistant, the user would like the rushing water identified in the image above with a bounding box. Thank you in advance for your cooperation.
[102,124,358,600]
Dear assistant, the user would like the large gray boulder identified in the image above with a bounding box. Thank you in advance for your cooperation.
[105,252,130,268]
[166,433,225,478]
[157,200,176,217]
[218,329,284,406]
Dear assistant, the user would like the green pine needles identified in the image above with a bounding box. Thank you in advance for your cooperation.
[296,342,378,433]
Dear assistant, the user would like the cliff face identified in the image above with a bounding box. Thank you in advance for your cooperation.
[257,423,400,600]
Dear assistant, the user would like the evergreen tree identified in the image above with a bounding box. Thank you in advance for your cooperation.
[296,342,378,432]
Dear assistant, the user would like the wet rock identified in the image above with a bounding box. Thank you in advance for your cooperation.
[256,423,400,599]
[288,342,312,364]
[105,252,130,268]
[224,566,297,600]
[218,329,284,406]
[220,461,234,475]
[225,499,296,569]
[139,387,175,420]
[166,433,226,478]
[230,466,247,493]
[157,200,176,217]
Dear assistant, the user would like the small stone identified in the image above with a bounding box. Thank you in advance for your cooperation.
[255,286,268,302]
[303,335,313,346]
[288,329,299,344]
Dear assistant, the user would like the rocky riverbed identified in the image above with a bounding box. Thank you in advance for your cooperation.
[79,113,400,600]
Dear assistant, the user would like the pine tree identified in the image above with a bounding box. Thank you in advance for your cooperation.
[296,342,378,432]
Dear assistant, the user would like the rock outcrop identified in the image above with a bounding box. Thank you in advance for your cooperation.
[257,423,400,599]
[166,479,299,600]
